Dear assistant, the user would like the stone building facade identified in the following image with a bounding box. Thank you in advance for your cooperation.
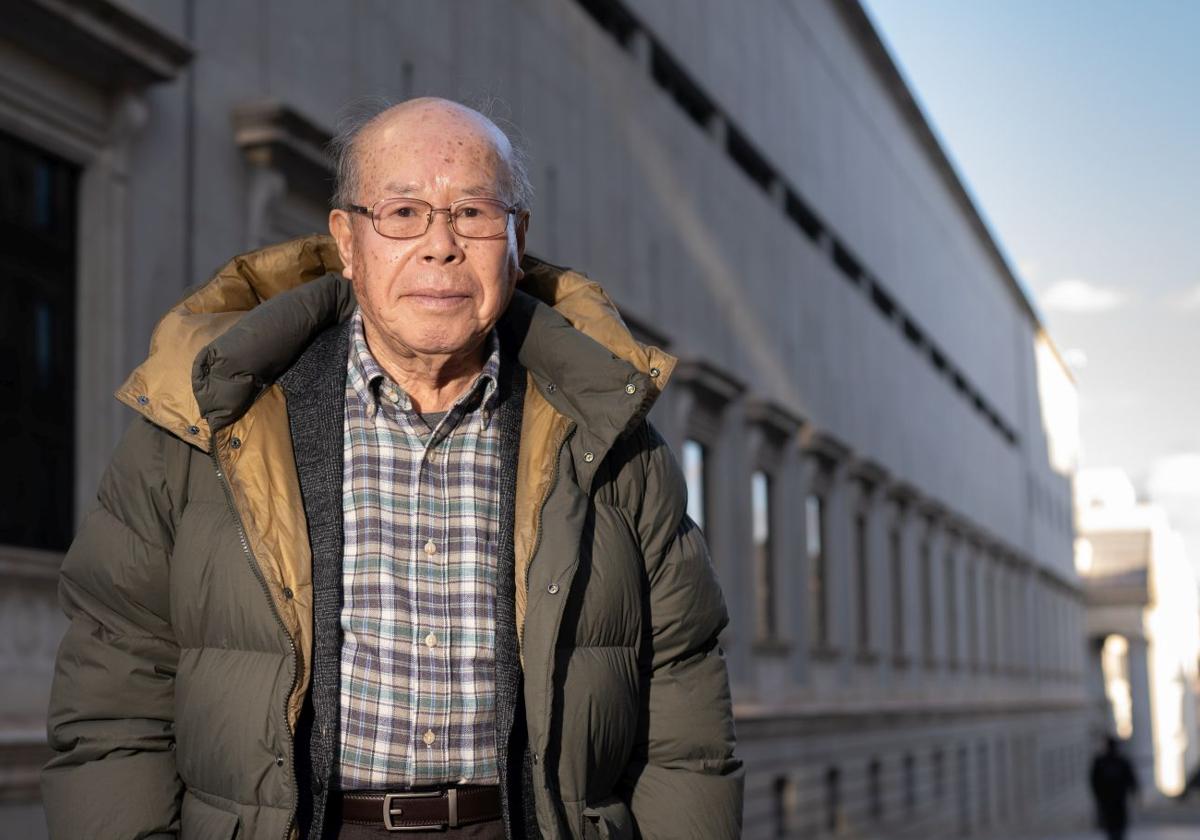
[0,0,1087,837]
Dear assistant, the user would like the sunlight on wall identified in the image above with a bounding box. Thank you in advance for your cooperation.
[1102,634,1133,740]
[1034,330,1080,475]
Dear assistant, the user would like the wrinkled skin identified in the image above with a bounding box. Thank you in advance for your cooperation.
[329,98,529,411]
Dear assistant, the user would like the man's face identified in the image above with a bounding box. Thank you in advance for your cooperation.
[329,104,527,362]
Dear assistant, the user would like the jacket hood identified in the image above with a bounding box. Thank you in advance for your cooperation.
[116,234,676,448]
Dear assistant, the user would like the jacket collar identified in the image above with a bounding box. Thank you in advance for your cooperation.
[116,235,676,449]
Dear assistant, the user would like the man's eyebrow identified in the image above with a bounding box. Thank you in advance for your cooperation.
[379,182,501,198]
[382,182,422,195]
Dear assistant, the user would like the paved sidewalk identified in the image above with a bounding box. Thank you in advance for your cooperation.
[1026,830,1198,840]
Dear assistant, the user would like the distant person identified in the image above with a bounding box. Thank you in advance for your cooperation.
[1090,736,1140,840]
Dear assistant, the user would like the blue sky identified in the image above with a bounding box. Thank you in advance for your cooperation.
[862,0,1200,504]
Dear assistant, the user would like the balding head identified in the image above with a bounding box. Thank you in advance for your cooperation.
[330,97,532,212]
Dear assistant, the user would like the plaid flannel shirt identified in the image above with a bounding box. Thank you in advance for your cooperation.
[338,308,502,788]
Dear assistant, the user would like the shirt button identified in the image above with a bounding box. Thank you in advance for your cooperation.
[624,383,637,394]
[583,451,595,463]
[283,587,294,600]
[425,632,438,649]
[423,729,436,746]
[547,583,560,595]
[649,367,661,379]
[389,391,400,404]
[424,540,437,556]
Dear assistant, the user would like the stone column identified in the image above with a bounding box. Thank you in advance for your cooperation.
[1126,636,1156,799]
[1086,636,1113,731]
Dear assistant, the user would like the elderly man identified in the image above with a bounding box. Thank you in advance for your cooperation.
[42,98,741,839]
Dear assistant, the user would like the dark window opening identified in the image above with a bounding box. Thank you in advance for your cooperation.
[945,549,958,668]
[902,317,924,348]
[772,775,790,838]
[856,510,870,653]
[576,0,639,47]
[825,766,841,834]
[832,240,863,285]
[650,45,716,129]
[785,189,822,241]
[930,346,947,373]
[0,130,79,551]
[977,744,991,827]
[921,536,934,665]
[871,282,896,319]
[903,753,917,813]
[932,749,945,801]
[891,524,905,662]
[725,126,774,192]
[868,759,883,821]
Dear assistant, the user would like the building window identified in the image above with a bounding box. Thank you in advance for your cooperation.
[855,510,871,655]
[956,745,970,836]
[682,439,707,532]
[824,766,841,834]
[977,743,991,828]
[903,753,917,814]
[807,494,829,650]
[752,470,776,641]
[966,551,978,669]
[772,775,792,838]
[891,522,905,663]
[921,533,934,666]
[0,130,79,551]
[996,738,1008,823]
[932,749,945,802]
[868,758,883,821]
[945,547,958,669]
[986,560,999,672]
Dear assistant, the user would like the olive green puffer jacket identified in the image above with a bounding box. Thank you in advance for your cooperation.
[42,235,742,839]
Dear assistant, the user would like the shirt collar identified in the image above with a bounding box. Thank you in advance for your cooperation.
[348,308,501,418]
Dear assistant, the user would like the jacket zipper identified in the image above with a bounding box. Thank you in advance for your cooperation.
[211,445,300,840]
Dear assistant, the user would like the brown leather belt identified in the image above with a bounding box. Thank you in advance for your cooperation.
[339,786,502,832]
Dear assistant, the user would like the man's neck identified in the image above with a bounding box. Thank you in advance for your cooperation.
[363,322,487,414]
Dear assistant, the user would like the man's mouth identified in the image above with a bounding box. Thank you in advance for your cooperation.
[405,291,470,309]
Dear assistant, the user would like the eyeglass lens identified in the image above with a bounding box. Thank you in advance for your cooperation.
[373,198,510,239]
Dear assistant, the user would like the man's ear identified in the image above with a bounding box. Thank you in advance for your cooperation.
[329,209,355,280]
[516,211,530,260]
[513,210,529,284]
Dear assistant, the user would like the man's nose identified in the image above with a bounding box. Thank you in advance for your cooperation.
[419,209,464,265]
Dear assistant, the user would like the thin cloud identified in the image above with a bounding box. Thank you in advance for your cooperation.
[1176,284,1200,310]
[1040,277,1127,313]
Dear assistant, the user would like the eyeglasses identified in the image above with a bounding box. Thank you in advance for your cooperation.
[345,196,520,240]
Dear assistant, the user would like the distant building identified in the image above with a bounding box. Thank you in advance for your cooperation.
[0,0,1087,836]
[1077,468,1200,800]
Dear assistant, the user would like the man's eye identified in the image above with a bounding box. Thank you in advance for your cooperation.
[392,206,416,218]
[458,206,481,218]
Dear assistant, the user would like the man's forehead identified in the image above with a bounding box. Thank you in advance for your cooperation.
[363,102,508,155]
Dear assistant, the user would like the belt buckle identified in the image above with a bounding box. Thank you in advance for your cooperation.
[382,788,459,832]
